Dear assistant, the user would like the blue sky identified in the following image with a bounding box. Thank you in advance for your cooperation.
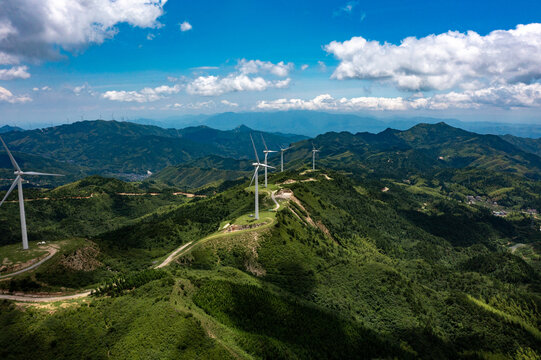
[0,0,541,127]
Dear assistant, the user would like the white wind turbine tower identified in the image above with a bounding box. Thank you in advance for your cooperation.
[260,134,277,188]
[249,134,273,220]
[279,145,291,172]
[0,136,63,250]
[312,144,320,170]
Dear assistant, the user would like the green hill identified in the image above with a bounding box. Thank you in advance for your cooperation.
[500,134,541,157]
[145,155,252,191]
[286,122,541,179]
[0,120,306,177]
[1,167,539,359]
[1,123,541,359]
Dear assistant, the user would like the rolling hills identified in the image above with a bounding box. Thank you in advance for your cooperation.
[286,122,541,179]
[0,122,540,359]
[0,120,306,178]
[0,168,539,359]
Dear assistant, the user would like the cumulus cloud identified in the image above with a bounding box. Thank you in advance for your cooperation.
[256,83,541,112]
[257,94,409,111]
[237,59,294,77]
[0,86,31,103]
[187,74,291,96]
[0,65,30,80]
[325,23,541,92]
[103,85,180,103]
[221,99,239,107]
[184,59,293,96]
[0,0,167,64]
[180,21,192,32]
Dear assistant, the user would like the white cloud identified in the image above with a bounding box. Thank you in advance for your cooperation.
[221,99,239,107]
[257,94,409,111]
[186,74,291,96]
[334,1,358,16]
[325,23,541,92]
[32,85,51,91]
[146,33,155,41]
[180,21,192,32]
[103,84,181,103]
[256,83,541,112]
[0,65,30,80]
[73,83,96,96]
[0,86,31,103]
[191,66,219,70]
[237,59,294,77]
[318,61,327,72]
[166,101,214,110]
[0,0,168,64]
[301,64,309,71]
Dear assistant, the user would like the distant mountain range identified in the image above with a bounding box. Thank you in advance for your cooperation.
[2,118,541,190]
[125,111,541,138]
[0,125,23,134]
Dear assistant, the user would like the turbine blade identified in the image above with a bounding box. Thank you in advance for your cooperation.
[0,176,19,207]
[0,136,21,172]
[260,134,268,151]
[250,134,260,163]
[21,171,64,176]
[249,166,259,186]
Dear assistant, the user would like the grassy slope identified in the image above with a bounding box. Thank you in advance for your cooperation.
[0,171,540,359]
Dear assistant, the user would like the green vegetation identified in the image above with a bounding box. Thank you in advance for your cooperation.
[0,243,49,270]
[1,122,541,359]
[0,120,305,178]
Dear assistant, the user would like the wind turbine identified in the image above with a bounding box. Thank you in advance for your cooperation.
[249,134,273,220]
[312,144,320,170]
[260,134,277,188]
[279,145,291,172]
[0,136,63,250]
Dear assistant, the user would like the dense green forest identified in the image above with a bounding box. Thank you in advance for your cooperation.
[0,121,305,179]
[1,122,540,359]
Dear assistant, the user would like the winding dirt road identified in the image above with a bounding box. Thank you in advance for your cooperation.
[155,241,194,268]
[0,247,58,280]
[271,190,280,211]
[0,189,282,302]
[0,291,91,302]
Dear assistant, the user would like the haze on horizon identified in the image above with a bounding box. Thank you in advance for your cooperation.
[0,0,540,127]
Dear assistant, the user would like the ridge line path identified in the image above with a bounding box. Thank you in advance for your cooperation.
[0,291,91,302]
[155,241,194,268]
[271,190,279,211]
[0,188,283,302]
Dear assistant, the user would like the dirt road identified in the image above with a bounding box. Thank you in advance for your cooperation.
[0,247,58,280]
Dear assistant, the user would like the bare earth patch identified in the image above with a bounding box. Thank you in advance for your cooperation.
[59,242,102,271]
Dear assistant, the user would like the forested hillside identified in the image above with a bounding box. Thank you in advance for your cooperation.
[1,122,540,359]
[1,166,539,359]
[0,120,306,177]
